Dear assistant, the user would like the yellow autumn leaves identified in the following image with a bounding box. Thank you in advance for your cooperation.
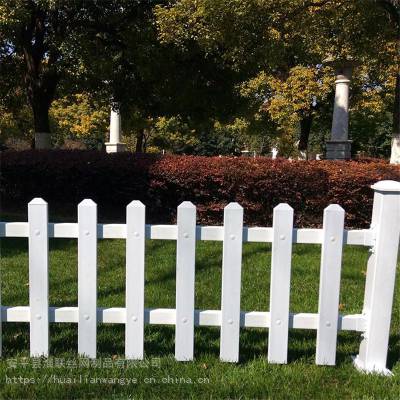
[50,94,109,138]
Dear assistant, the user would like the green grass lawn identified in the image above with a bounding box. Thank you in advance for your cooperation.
[0,237,399,399]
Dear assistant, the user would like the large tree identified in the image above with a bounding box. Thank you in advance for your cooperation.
[0,0,244,151]
[0,0,163,148]
[155,0,398,157]
[375,1,400,163]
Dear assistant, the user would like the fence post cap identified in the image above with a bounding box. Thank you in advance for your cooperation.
[178,201,196,209]
[274,203,293,211]
[78,199,97,207]
[28,198,47,205]
[224,202,243,210]
[371,180,400,193]
[324,204,345,213]
[127,200,145,208]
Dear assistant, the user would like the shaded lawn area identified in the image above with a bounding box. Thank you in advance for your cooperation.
[0,237,399,399]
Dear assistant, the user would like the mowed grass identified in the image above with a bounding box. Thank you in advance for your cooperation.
[0,237,399,399]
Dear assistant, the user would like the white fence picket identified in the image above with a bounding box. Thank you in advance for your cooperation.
[316,204,345,365]
[175,202,197,361]
[220,203,243,362]
[78,199,97,358]
[28,198,49,357]
[268,203,294,363]
[125,201,146,359]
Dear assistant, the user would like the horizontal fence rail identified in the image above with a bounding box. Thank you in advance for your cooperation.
[0,180,399,376]
[0,307,365,330]
[0,223,376,245]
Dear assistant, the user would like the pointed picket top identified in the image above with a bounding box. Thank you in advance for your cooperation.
[274,203,293,212]
[371,180,400,193]
[127,200,145,209]
[28,198,47,206]
[78,199,97,207]
[324,204,345,213]
[178,201,196,209]
[224,202,243,210]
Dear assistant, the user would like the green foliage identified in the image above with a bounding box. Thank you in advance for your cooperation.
[0,104,34,145]
[150,116,199,154]
[155,0,399,156]
[0,0,399,156]
[50,93,109,147]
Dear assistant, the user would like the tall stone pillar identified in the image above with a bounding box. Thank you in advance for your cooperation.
[326,64,354,160]
[105,106,126,153]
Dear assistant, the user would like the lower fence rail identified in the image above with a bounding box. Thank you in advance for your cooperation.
[1,307,365,331]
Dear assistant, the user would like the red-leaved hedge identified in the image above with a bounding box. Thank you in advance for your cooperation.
[1,150,399,228]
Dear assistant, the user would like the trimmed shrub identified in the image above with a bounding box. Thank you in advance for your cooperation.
[1,150,399,228]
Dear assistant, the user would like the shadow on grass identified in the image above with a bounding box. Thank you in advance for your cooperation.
[145,243,222,287]
[387,334,400,370]
[1,322,398,373]
[0,238,79,265]
[0,238,29,259]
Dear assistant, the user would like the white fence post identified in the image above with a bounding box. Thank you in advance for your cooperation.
[268,203,293,364]
[28,198,49,357]
[354,180,400,375]
[316,204,345,365]
[220,203,243,362]
[125,201,146,360]
[175,202,197,361]
[78,199,97,358]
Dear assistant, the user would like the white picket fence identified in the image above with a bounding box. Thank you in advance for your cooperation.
[0,180,399,375]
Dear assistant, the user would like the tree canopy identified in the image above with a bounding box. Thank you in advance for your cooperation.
[0,0,398,160]
[155,0,398,157]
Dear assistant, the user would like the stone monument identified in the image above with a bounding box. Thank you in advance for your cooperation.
[325,59,355,160]
[105,106,126,153]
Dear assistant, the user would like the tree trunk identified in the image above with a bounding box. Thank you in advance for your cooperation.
[32,98,52,149]
[298,113,313,157]
[135,129,144,152]
[390,71,400,164]
[20,4,58,149]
